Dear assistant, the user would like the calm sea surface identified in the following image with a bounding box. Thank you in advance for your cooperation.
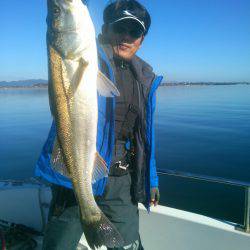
[0,85,250,224]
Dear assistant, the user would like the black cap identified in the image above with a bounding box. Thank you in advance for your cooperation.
[103,0,151,35]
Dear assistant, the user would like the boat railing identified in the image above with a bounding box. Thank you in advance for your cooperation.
[157,168,250,233]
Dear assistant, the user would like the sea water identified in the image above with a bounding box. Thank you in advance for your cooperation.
[155,85,250,224]
[0,85,249,224]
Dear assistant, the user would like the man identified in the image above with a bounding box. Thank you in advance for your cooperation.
[36,0,162,249]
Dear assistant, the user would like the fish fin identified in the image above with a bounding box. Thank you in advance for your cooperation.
[70,58,88,94]
[92,152,108,184]
[97,70,120,97]
[50,137,70,177]
[82,212,124,249]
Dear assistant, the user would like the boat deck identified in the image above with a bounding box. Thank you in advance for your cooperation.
[1,180,250,250]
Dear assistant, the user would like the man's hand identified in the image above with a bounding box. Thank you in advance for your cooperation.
[150,187,160,206]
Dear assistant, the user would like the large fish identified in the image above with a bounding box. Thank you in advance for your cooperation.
[46,0,123,249]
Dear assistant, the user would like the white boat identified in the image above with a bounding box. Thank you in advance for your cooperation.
[0,176,250,250]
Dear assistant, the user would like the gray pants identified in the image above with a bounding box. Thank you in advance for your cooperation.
[42,206,83,250]
[42,173,143,250]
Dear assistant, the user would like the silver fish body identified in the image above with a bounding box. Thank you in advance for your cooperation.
[46,0,122,249]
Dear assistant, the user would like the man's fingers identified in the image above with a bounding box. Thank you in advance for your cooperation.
[150,199,158,207]
[150,199,155,206]
[156,191,160,203]
[150,188,160,206]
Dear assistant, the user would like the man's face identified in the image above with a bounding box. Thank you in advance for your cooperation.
[106,20,144,60]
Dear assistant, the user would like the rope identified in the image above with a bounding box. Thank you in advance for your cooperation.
[0,229,6,250]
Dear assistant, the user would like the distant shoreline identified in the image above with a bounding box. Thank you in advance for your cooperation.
[161,82,250,87]
[1,82,250,89]
[0,84,48,89]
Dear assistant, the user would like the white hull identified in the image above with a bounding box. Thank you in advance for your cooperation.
[1,180,249,250]
[139,204,250,250]
[0,179,51,233]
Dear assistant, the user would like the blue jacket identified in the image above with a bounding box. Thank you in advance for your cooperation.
[35,43,163,208]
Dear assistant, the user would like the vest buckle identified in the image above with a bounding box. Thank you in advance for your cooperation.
[117,161,129,170]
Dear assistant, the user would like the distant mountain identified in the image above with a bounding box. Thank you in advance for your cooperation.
[0,79,48,88]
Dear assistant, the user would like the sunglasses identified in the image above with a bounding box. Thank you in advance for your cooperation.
[111,23,144,39]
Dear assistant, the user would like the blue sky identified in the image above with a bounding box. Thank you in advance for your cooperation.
[1,0,250,82]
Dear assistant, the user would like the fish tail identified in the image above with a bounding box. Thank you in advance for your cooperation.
[82,212,124,249]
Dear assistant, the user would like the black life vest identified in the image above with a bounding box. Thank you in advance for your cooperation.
[112,57,140,164]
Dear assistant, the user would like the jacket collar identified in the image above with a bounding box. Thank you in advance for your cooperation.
[130,55,155,95]
[98,34,155,94]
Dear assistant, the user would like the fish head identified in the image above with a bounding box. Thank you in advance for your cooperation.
[47,0,87,32]
[47,0,96,59]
